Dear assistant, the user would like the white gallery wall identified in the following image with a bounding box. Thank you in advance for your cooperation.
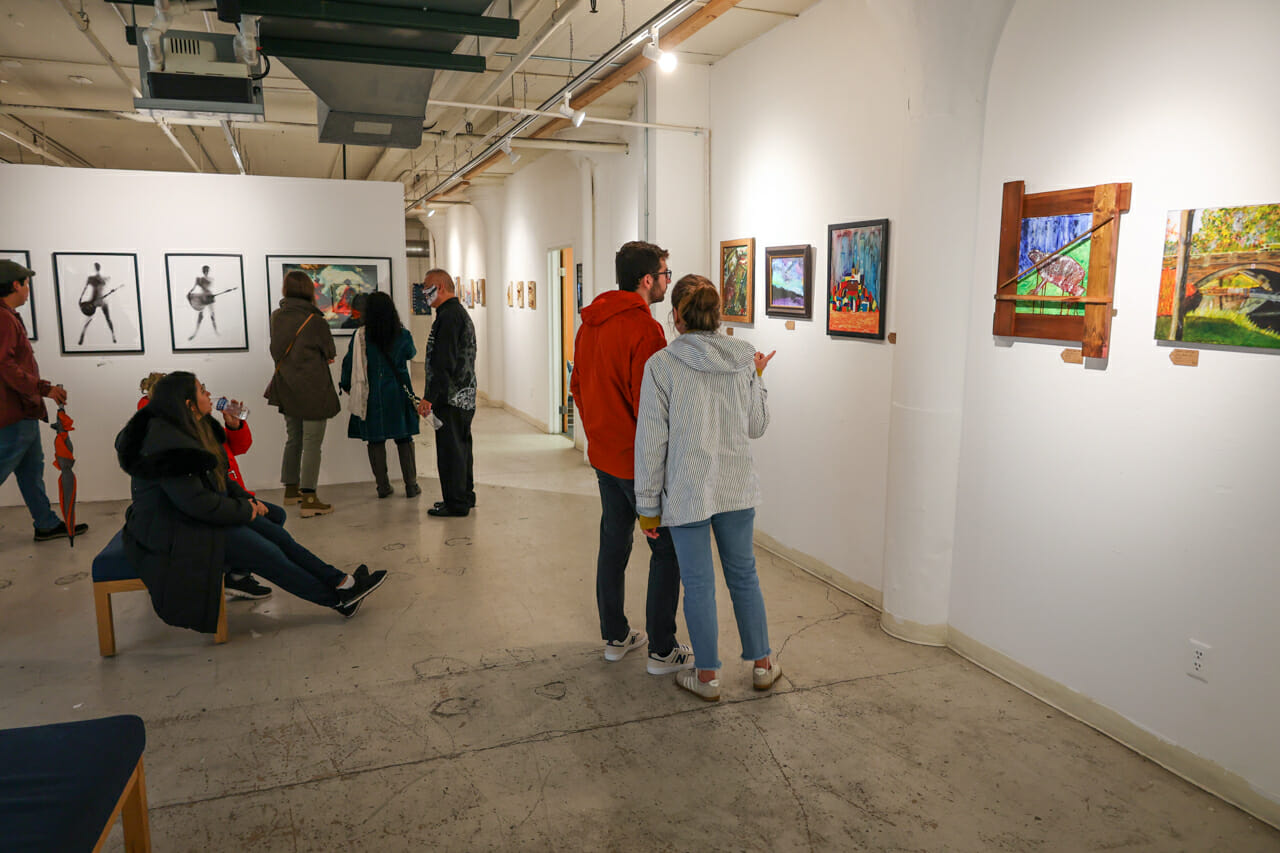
[0,164,406,506]
[708,0,907,599]
[428,204,490,394]
[951,0,1280,818]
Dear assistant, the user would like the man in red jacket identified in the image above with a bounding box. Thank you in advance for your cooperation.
[0,259,87,541]
[570,241,692,676]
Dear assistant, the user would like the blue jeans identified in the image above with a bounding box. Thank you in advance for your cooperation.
[594,468,681,656]
[669,508,770,672]
[0,419,60,530]
[223,501,346,607]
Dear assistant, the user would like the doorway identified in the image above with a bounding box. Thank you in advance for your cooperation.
[547,246,575,439]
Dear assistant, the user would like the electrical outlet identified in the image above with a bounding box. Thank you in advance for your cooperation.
[1187,639,1211,682]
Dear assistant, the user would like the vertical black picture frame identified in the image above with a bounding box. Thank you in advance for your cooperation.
[166,253,249,353]
[52,252,145,355]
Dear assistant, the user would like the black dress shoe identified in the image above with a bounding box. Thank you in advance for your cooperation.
[427,505,469,517]
[433,500,476,510]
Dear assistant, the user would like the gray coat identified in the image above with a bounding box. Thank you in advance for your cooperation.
[267,297,340,420]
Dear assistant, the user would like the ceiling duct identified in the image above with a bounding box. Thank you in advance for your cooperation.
[249,0,514,148]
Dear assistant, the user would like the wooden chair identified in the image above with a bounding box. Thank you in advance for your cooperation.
[0,714,151,852]
[92,529,228,656]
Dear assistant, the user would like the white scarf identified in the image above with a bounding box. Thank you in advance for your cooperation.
[347,327,370,419]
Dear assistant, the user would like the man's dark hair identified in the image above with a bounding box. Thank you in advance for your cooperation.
[0,280,16,298]
[615,241,668,292]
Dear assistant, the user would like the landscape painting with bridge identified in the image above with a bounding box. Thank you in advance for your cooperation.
[1156,203,1280,350]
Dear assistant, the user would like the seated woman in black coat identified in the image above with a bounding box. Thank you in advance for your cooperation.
[115,371,385,632]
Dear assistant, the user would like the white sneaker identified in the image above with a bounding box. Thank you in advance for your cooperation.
[753,659,782,691]
[647,642,695,675]
[603,629,647,662]
[675,669,721,702]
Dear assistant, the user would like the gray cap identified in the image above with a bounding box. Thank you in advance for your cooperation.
[0,259,35,285]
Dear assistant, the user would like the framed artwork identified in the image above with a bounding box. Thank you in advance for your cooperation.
[1,250,36,340]
[165,254,247,352]
[1156,203,1280,350]
[528,281,537,310]
[480,278,486,307]
[411,281,432,315]
[719,238,754,323]
[764,244,813,319]
[575,262,584,313]
[507,281,513,307]
[518,281,525,308]
[993,181,1131,358]
[266,255,391,335]
[53,252,144,355]
[464,279,473,308]
[827,220,889,340]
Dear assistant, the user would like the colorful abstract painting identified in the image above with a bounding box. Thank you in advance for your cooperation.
[267,255,390,335]
[1015,213,1092,316]
[1156,203,1280,349]
[827,219,889,339]
[764,244,812,319]
[719,238,754,323]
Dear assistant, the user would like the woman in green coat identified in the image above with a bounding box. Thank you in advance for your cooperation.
[340,291,421,498]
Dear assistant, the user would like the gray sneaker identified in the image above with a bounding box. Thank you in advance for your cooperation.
[603,629,647,662]
[647,642,695,675]
[675,669,720,702]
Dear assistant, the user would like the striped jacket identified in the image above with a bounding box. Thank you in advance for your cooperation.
[635,331,769,527]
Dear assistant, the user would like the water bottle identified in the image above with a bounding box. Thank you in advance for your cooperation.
[214,397,249,419]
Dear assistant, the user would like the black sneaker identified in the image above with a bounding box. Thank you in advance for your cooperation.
[33,521,89,542]
[224,574,273,600]
[336,565,386,610]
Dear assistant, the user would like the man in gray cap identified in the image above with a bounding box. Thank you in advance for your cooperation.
[0,259,88,541]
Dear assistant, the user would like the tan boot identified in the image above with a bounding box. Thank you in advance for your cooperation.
[298,493,333,517]
[283,484,302,505]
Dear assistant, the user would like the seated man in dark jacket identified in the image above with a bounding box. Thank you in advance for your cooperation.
[115,372,387,629]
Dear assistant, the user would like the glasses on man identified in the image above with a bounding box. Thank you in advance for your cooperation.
[655,269,673,280]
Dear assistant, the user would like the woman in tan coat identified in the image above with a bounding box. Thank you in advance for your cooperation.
[267,270,341,516]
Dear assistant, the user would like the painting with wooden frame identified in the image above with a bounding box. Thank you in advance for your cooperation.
[827,220,888,340]
[993,180,1131,358]
[719,238,754,323]
[764,244,813,319]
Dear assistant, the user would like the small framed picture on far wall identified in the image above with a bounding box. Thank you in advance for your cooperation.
[764,244,813,319]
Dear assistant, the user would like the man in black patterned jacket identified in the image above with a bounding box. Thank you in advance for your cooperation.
[417,269,477,517]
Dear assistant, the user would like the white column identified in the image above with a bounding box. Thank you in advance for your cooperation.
[469,185,508,404]
[875,0,1013,644]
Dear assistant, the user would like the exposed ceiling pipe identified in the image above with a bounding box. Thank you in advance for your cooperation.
[367,0,544,182]
[425,131,628,152]
[185,125,221,172]
[431,98,703,133]
[221,120,247,174]
[4,113,93,167]
[446,0,582,139]
[54,0,203,172]
[0,126,69,166]
[410,0,700,207]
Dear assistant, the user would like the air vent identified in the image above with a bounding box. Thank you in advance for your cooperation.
[166,36,203,56]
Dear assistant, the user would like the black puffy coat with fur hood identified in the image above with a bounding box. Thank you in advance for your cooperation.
[115,405,254,633]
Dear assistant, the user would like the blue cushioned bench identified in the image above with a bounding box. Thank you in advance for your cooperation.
[92,529,227,656]
[0,714,151,852]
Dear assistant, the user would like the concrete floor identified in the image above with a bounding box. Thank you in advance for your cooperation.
[1,405,1277,851]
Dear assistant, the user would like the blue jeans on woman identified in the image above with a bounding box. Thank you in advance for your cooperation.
[668,507,770,672]
[223,501,346,607]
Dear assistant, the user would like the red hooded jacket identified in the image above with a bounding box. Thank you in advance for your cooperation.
[569,290,666,479]
[136,396,254,494]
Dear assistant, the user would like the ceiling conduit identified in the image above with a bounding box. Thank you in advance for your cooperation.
[410,0,701,209]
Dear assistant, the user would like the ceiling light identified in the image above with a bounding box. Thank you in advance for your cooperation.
[427,208,435,217]
[500,138,521,165]
[559,93,586,128]
[68,74,93,85]
[642,28,677,72]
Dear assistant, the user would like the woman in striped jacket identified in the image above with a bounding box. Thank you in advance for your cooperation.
[635,276,779,701]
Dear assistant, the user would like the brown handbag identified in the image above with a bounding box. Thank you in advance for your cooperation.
[263,313,315,399]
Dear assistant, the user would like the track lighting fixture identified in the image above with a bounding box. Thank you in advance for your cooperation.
[642,27,677,72]
[500,138,521,165]
[559,93,587,128]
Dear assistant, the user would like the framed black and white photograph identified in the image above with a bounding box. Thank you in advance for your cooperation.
[265,255,392,336]
[53,252,144,355]
[166,254,247,352]
[1,250,36,340]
